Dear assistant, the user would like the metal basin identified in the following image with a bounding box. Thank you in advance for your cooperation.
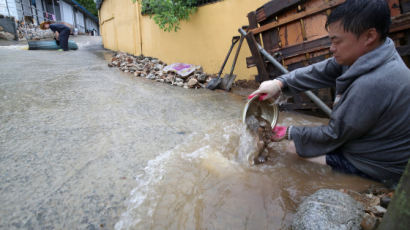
[242,96,279,129]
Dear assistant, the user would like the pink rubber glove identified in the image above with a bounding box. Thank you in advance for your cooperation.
[271,126,288,142]
[248,93,268,101]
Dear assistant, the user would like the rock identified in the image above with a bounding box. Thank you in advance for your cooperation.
[175,78,183,83]
[292,189,363,230]
[371,205,386,217]
[165,74,174,83]
[146,73,156,80]
[154,64,163,71]
[0,31,15,40]
[0,26,3,31]
[176,82,184,87]
[197,73,207,83]
[361,213,378,230]
[108,63,114,67]
[187,78,198,88]
[380,196,391,209]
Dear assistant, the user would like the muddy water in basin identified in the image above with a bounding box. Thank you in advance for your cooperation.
[116,112,377,230]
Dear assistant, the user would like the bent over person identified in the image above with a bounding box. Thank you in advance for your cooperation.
[40,21,71,51]
[250,0,410,185]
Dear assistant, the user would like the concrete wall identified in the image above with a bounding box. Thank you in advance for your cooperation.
[99,0,268,81]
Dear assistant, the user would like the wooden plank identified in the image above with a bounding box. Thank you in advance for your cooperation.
[256,0,300,22]
[390,12,410,33]
[402,0,410,13]
[244,32,269,82]
[397,45,410,56]
[251,0,345,35]
[387,0,401,17]
[272,35,331,58]
[247,11,261,44]
[260,17,281,51]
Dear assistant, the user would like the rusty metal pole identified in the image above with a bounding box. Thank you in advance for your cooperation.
[239,28,332,116]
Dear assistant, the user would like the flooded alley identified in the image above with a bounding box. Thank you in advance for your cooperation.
[0,37,378,229]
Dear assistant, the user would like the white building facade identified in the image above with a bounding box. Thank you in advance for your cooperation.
[0,0,98,34]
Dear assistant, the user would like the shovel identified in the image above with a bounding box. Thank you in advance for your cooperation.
[219,35,245,91]
[207,36,241,90]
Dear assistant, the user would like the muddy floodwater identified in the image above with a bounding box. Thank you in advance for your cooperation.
[0,37,378,229]
[115,113,378,230]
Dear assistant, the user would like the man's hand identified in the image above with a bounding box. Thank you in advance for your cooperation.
[248,79,283,101]
[271,126,288,142]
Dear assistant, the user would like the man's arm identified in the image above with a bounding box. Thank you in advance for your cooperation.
[277,57,343,94]
[290,80,387,157]
[55,31,59,40]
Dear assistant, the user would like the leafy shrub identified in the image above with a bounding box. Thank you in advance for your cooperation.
[132,0,198,32]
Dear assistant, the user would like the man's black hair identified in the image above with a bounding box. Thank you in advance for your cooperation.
[326,0,391,40]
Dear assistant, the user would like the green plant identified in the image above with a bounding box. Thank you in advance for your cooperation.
[77,0,98,17]
[132,0,198,32]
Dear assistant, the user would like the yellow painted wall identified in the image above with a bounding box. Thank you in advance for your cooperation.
[99,0,269,80]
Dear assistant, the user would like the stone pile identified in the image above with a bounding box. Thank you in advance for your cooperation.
[17,23,54,40]
[108,52,215,89]
[341,187,393,230]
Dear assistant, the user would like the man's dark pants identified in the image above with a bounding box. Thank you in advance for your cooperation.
[59,28,70,51]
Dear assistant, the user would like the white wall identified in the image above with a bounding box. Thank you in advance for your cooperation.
[75,10,85,32]
[60,0,74,25]
[85,17,98,32]
[0,0,18,18]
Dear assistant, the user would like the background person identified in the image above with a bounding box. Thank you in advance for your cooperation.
[40,21,71,51]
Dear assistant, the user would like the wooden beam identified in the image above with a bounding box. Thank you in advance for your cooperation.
[271,35,331,58]
[255,0,300,23]
[244,32,269,82]
[251,0,345,35]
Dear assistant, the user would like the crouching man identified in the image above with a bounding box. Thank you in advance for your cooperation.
[250,0,410,185]
[40,21,71,51]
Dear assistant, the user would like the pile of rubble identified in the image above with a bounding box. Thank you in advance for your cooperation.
[17,23,53,40]
[0,25,15,40]
[342,187,393,230]
[108,52,216,89]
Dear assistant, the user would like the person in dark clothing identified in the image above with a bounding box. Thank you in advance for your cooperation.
[40,21,71,51]
[249,0,410,185]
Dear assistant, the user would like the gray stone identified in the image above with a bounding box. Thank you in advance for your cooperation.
[360,213,377,230]
[0,31,15,40]
[292,189,363,230]
[146,73,156,80]
[197,73,207,83]
[187,78,198,88]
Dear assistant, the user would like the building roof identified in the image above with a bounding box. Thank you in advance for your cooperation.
[69,0,99,22]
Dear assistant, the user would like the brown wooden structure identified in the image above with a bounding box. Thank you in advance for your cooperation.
[245,0,410,111]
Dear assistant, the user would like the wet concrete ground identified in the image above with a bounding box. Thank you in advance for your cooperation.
[0,36,248,229]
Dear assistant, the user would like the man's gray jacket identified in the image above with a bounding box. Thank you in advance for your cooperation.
[277,38,410,183]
